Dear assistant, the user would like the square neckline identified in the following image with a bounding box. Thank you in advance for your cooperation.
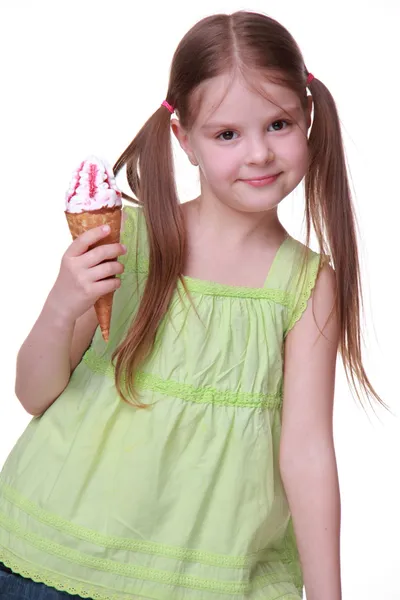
[182,234,292,295]
[132,205,293,297]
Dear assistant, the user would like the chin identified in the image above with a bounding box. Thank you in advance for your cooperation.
[231,195,284,214]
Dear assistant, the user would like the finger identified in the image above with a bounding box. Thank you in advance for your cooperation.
[89,260,125,282]
[82,243,126,268]
[93,277,122,297]
[65,225,112,258]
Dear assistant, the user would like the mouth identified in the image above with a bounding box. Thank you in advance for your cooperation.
[240,172,282,186]
[241,172,281,182]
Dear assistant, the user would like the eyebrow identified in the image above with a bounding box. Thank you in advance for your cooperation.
[201,105,303,130]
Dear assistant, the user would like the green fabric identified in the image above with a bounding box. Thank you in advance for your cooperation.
[0,205,323,600]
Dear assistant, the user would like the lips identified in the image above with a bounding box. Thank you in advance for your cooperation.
[241,172,281,182]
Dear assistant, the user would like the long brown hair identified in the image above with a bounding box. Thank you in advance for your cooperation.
[111,11,383,408]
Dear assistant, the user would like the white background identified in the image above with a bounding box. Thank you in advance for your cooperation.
[0,1,399,598]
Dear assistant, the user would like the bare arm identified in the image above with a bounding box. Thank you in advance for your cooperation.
[70,306,99,372]
[280,264,341,600]
[15,217,127,417]
[15,302,99,417]
[15,295,81,417]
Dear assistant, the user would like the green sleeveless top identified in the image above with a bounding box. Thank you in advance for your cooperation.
[0,205,323,600]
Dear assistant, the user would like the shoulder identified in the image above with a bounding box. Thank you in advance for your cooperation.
[286,236,321,268]
[281,260,338,446]
[285,258,338,349]
[283,236,331,335]
[281,236,324,291]
[313,260,336,308]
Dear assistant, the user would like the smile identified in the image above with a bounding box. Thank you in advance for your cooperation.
[240,173,281,187]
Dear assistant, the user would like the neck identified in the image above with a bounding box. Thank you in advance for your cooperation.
[184,193,286,251]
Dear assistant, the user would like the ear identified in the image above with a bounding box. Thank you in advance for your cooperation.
[171,118,198,166]
[306,95,313,129]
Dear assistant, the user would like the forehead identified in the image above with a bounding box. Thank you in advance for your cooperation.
[192,72,303,126]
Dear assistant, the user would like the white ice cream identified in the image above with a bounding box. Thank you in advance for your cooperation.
[65,156,122,213]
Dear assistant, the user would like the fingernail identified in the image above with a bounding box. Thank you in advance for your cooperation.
[103,225,110,233]
[121,244,127,253]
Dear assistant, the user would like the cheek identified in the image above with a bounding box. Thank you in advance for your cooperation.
[198,145,240,181]
[286,136,309,173]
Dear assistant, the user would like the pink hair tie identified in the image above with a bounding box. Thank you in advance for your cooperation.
[161,100,174,114]
[306,73,314,86]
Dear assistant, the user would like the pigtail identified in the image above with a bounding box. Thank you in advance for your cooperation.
[111,104,186,406]
[304,76,384,407]
[106,11,382,409]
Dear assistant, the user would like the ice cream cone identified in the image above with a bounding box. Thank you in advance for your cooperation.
[65,205,122,341]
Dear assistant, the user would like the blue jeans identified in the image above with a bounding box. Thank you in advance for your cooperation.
[0,562,91,599]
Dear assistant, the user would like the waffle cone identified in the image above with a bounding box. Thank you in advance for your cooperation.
[65,206,122,342]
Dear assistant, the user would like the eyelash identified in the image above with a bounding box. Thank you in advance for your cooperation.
[216,120,291,141]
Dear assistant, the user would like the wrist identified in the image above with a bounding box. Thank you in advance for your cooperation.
[43,290,77,330]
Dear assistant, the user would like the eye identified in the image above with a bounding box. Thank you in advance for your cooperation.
[216,130,238,141]
[268,120,290,132]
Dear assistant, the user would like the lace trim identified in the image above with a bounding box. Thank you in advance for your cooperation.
[0,480,261,569]
[271,596,302,600]
[82,352,282,409]
[0,511,300,595]
[0,547,152,600]
[0,549,303,600]
[285,255,326,334]
[121,247,294,302]
[180,279,294,302]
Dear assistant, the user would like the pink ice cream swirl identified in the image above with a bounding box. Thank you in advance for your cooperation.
[65,156,122,214]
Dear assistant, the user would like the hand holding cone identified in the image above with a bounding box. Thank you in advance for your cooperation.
[65,157,123,341]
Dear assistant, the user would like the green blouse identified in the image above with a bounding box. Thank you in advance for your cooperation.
[0,204,323,600]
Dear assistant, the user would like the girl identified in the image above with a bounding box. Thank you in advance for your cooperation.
[0,10,382,600]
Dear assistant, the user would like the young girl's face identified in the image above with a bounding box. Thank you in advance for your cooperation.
[173,72,312,214]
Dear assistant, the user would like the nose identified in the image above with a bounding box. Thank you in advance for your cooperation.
[246,135,274,165]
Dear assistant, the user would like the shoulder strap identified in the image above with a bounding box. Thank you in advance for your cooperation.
[121,203,139,241]
[120,203,149,274]
[266,236,330,336]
